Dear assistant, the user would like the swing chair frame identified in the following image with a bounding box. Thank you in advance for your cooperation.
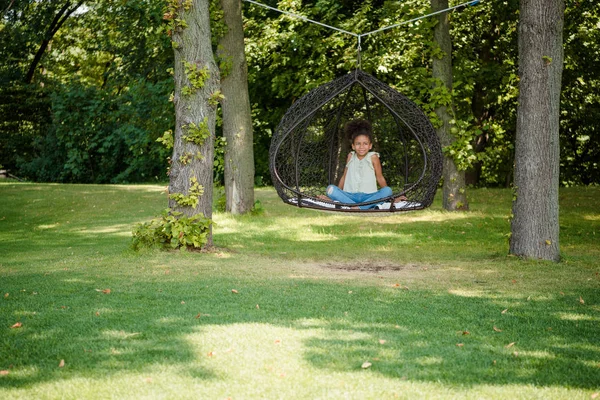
[269,69,443,213]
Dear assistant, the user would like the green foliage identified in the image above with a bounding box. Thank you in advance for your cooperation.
[178,152,193,165]
[209,0,227,47]
[163,0,193,34]
[183,61,209,92]
[157,130,174,149]
[214,185,226,212]
[169,176,204,208]
[183,117,210,146]
[213,135,227,184]
[17,79,173,183]
[1,0,599,186]
[209,90,225,107]
[131,208,212,250]
[250,199,265,216]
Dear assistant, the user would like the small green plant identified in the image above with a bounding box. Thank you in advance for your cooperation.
[183,61,209,91]
[179,152,193,165]
[163,0,193,34]
[156,130,174,149]
[209,90,225,107]
[183,118,210,146]
[169,176,204,208]
[250,199,265,216]
[131,208,212,250]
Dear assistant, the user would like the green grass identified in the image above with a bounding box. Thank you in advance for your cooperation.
[1,182,599,399]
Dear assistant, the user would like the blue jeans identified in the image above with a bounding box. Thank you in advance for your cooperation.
[326,185,393,210]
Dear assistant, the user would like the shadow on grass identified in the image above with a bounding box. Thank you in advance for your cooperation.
[1,271,599,390]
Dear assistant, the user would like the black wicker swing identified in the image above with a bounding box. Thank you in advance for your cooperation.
[269,69,443,213]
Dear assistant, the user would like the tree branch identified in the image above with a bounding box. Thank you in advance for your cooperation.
[25,1,84,84]
[2,0,15,19]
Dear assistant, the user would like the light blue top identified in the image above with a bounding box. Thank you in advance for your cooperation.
[343,151,379,193]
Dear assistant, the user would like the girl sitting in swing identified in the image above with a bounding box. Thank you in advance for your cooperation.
[319,119,404,210]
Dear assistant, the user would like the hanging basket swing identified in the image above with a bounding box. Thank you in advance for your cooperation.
[269,69,443,213]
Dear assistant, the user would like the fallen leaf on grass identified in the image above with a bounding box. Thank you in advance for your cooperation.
[195,313,202,319]
[579,296,585,304]
[0,370,8,376]
[501,308,508,314]
[231,289,238,294]
[256,304,260,309]
[181,301,185,304]
[456,343,464,347]
[493,326,503,332]
[505,342,516,348]
[361,362,372,369]
[591,392,599,399]
[10,322,22,329]
[95,312,100,316]
[95,289,111,294]
[379,339,386,345]
[4,293,8,298]
[274,339,281,345]
[58,359,65,368]
[462,331,470,335]
[207,351,216,357]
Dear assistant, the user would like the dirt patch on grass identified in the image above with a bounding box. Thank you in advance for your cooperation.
[322,261,432,273]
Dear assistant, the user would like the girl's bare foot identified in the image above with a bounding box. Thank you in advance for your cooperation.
[395,195,408,202]
[317,195,330,201]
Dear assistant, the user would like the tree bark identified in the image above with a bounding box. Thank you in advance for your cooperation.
[169,0,220,246]
[218,0,255,214]
[431,0,468,211]
[25,1,84,84]
[510,0,564,262]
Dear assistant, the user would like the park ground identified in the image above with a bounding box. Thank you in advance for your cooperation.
[0,183,599,399]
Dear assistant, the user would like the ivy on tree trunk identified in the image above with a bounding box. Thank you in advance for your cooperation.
[168,0,220,247]
[510,0,564,262]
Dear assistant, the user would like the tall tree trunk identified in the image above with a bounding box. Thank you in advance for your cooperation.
[431,0,468,211]
[510,0,564,262]
[25,1,84,84]
[218,0,255,214]
[169,0,220,247]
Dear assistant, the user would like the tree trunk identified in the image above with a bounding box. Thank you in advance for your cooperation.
[218,0,255,214]
[431,0,468,211]
[510,0,564,262]
[25,1,84,84]
[168,0,220,247]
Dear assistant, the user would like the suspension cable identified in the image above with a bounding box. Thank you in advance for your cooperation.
[242,0,482,40]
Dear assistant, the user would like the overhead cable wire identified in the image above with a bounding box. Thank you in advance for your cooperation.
[243,0,358,37]
[360,0,481,37]
[242,0,482,39]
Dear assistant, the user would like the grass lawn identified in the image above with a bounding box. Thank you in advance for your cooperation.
[1,182,599,399]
